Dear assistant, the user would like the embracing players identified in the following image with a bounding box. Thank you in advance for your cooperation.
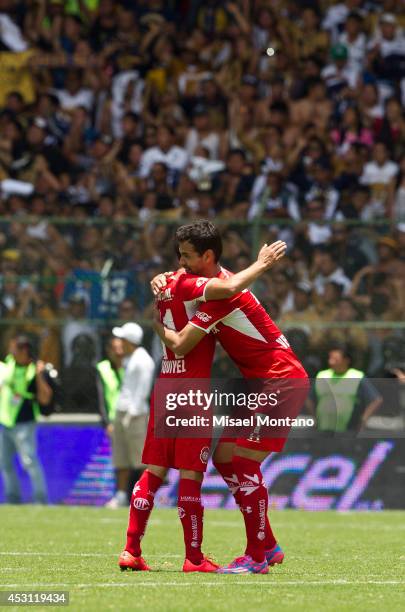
[154,221,309,574]
[119,221,287,573]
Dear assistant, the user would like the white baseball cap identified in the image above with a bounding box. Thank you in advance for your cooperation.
[112,322,143,345]
[380,13,396,25]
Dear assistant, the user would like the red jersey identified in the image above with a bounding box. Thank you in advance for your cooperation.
[156,271,215,378]
[188,269,305,379]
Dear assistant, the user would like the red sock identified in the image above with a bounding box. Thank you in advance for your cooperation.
[232,456,268,563]
[264,516,277,551]
[125,470,162,556]
[213,461,242,506]
[178,478,204,565]
[215,460,276,552]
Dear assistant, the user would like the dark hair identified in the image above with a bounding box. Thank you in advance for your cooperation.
[339,297,362,320]
[306,77,324,92]
[175,221,222,262]
[269,101,289,115]
[123,111,139,123]
[7,91,24,103]
[158,124,175,137]
[329,343,353,364]
[227,148,246,161]
[347,11,363,23]
[15,335,34,357]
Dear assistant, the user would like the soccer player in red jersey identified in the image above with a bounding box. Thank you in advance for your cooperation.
[119,222,286,573]
[154,222,309,574]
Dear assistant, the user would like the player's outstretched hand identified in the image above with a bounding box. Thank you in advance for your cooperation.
[257,241,287,269]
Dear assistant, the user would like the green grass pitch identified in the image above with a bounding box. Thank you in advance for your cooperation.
[1,507,405,611]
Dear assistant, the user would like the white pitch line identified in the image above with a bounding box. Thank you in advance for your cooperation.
[185,521,405,531]
[0,552,181,558]
[12,519,405,531]
[0,551,403,562]
[0,581,404,588]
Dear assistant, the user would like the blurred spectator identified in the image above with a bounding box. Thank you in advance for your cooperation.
[278,281,318,338]
[117,298,141,323]
[311,246,352,296]
[322,43,360,93]
[185,105,221,159]
[308,344,382,432]
[360,141,399,213]
[106,322,154,508]
[368,13,405,80]
[96,336,124,431]
[321,297,369,368]
[329,223,369,277]
[249,170,300,220]
[140,125,188,180]
[338,11,367,72]
[330,106,373,155]
[0,335,54,503]
[61,294,99,367]
[392,156,405,220]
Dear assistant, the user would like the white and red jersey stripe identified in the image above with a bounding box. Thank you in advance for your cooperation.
[188,269,305,378]
[156,271,215,378]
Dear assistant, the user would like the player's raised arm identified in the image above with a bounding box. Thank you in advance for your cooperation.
[204,241,286,299]
[150,241,286,298]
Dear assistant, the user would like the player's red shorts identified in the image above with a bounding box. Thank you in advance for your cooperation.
[142,398,211,472]
[220,349,309,453]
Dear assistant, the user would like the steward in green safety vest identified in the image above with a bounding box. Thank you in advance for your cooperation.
[96,360,124,422]
[0,358,39,427]
[313,346,382,432]
[0,337,54,428]
[96,337,124,426]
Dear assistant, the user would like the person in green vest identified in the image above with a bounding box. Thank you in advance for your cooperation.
[96,336,124,434]
[308,344,382,432]
[0,336,54,504]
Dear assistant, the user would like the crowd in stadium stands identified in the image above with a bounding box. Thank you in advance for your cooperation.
[0,0,404,383]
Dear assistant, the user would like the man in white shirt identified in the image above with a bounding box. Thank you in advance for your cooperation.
[140,125,188,180]
[106,323,155,508]
[0,12,28,51]
[322,0,365,40]
[338,12,367,72]
[313,246,352,296]
[321,43,360,92]
[360,141,399,185]
[54,69,94,112]
[368,13,405,59]
[360,141,398,208]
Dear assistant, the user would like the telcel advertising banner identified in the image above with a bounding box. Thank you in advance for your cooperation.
[0,425,403,510]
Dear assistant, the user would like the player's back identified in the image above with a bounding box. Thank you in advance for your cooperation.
[157,272,215,378]
[219,290,303,377]
[190,277,306,378]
